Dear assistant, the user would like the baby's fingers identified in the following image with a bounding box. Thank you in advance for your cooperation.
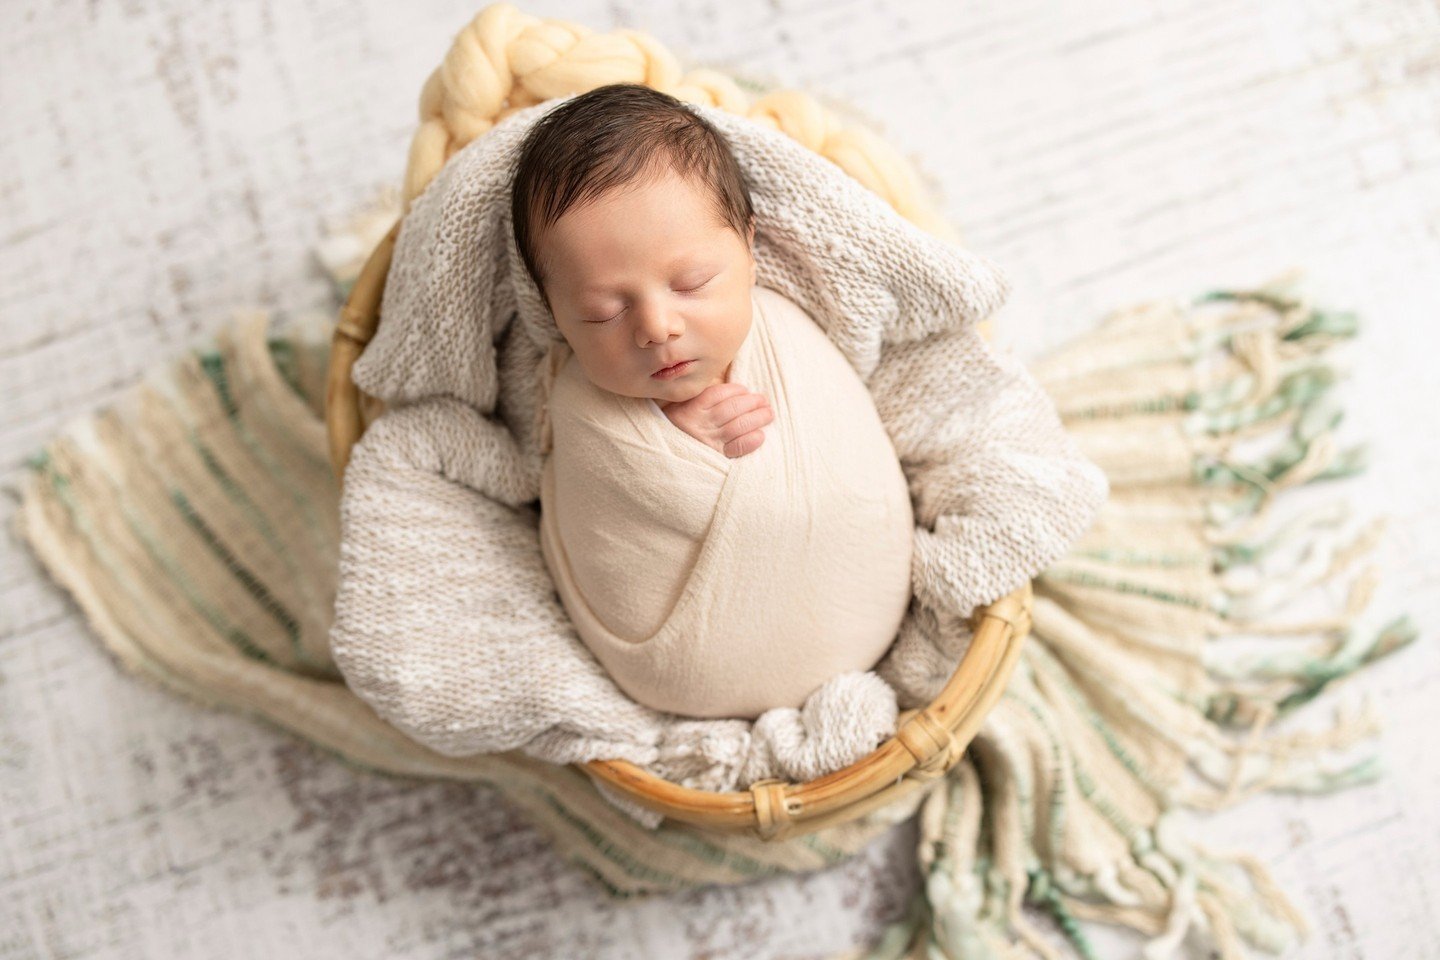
[711,390,770,426]
[695,382,754,409]
[722,428,766,459]
[723,402,773,436]
[720,405,774,458]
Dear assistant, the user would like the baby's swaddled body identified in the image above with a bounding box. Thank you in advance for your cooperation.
[538,285,914,720]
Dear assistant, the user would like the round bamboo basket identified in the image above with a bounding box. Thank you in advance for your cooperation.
[325,218,1033,841]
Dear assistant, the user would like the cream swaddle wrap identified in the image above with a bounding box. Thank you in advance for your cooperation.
[537,285,914,719]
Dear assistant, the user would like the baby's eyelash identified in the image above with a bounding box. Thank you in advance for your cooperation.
[585,277,715,323]
[584,305,627,324]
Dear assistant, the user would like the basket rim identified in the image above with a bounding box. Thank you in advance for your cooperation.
[581,584,1031,838]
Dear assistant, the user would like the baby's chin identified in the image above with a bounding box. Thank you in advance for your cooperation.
[646,384,703,409]
[589,381,699,407]
[650,374,729,406]
[586,359,732,406]
[640,366,732,407]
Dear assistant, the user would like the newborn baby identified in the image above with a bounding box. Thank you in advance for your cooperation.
[511,84,915,720]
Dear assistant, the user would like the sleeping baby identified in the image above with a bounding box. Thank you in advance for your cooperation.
[511,84,915,720]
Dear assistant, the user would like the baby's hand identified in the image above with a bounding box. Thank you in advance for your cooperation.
[662,383,774,458]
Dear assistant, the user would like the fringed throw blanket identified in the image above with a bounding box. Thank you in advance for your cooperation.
[14,123,1416,960]
[13,184,1416,960]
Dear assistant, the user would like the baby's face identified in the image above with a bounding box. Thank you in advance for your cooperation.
[535,167,757,405]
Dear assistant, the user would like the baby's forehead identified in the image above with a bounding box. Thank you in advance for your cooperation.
[537,196,737,260]
[547,161,723,213]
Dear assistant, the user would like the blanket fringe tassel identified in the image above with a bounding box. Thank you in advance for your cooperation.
[842,269,1416,959]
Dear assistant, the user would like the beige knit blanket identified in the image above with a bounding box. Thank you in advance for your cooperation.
[329,96,1108,825]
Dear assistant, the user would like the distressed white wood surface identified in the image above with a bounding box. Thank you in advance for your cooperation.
[3,1,1438,957]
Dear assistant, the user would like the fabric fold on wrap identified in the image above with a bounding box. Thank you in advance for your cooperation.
[328,94,1109,827]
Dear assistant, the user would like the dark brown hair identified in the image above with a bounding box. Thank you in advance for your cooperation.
[509,83,755,309]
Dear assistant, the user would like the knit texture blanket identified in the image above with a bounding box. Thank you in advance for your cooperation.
[328,97,1109,824]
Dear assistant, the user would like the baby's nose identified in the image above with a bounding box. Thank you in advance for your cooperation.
[636,306,684,346]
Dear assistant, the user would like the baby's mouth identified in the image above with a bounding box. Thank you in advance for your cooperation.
[651,359,696,380]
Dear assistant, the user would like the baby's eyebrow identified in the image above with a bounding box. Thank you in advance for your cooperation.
[577,255,713,293]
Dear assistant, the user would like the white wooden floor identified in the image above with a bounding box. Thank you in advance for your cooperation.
[3,1,1438,957]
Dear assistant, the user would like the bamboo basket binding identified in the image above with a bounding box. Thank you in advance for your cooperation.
[322,4,1035,841]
